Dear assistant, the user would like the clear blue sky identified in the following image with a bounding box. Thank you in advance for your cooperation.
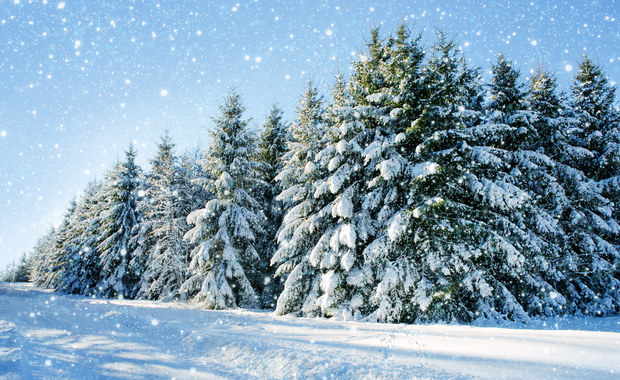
[1,0,618,269]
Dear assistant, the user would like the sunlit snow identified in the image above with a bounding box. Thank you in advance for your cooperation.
[1,283,618,379]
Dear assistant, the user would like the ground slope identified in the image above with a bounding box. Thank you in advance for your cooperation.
[0,282,618,379]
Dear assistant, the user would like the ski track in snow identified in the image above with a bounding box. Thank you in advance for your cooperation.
[0,283,619,379]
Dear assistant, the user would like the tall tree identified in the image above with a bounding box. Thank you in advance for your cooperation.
[1,253,30,282]
[273,24,431,320]
[258,105,290,182]
[139,132,206,301]
[354,24,429,321]
[257,105,290,307]
[272,80,328,315]
[33,201,77,290]
[183,90,267,309]
[389,36,569,322]
[570,55,619,181]
[96,144,142,298]
[530,63,620,316]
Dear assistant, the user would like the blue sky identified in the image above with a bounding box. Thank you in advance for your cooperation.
[0,0,618,269]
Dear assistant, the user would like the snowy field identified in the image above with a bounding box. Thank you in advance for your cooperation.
[0,283,619,379]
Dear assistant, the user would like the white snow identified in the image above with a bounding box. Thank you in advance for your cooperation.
[1,282,619,379]
[338,223,356,249]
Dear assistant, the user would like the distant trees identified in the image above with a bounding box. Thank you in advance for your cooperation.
[25,24,619,323]
[1,253,30,282]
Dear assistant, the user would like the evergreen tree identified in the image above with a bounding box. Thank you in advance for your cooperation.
[183,90,267,309]
[258,105,290,182]
[485,53,538,149]
[139,132,205,301]
[1,253,30,282]
[34,201,78,290]
[59,180,106,295]
[354,24,429,321]
[570,55,619,181]
[274,25,430,320]
[257,105,290,307]
[29,228,57,287]
[96,144,142,298]
[530,64,620,316]
[181,145,207,180]
[272,81,328,315]
[388,35,568,322]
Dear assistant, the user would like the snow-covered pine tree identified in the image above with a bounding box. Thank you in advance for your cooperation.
[276,25,428,320]
[1,253,30,282]
[138,132,203,301]
[570,55,619,182]
[59,180,106,295]
[284,24,429,320]
[351,24,430,322]
[259,105,290,182]
[272,81,329,315]
[183,90,267,309]
[529,65,620,315]
[527,66,568,155]
[290,73,374,318]
[257,105,290,307]
[33,200,78,290]
[388,32,491,322]
[483,55,572,319]
[387,36,568,322]
[96,144,142,298]
[485,53,538,149]
[29,228,56,287]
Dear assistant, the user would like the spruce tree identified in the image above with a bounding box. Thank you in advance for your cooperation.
[59,180,106,295]
[139,132,204,301]
[571,55,619,181]
[29,228,56,287]
[1,253,30,282]
[34,201,77,290]
[258,105,289,182]
[183,90,267,309]
[257,105,290,307]
[272,81,328,315]
[274,25,430,320]
[388,36,568,322]
[96,144,142,298]
[354,24,429,321]
[528,61,620,315]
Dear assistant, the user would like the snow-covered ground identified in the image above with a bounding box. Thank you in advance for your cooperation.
[0,283,618,379]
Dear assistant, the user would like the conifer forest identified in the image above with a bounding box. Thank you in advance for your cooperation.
[8,24,619,325]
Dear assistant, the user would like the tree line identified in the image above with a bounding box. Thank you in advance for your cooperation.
[5,24,619,323]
